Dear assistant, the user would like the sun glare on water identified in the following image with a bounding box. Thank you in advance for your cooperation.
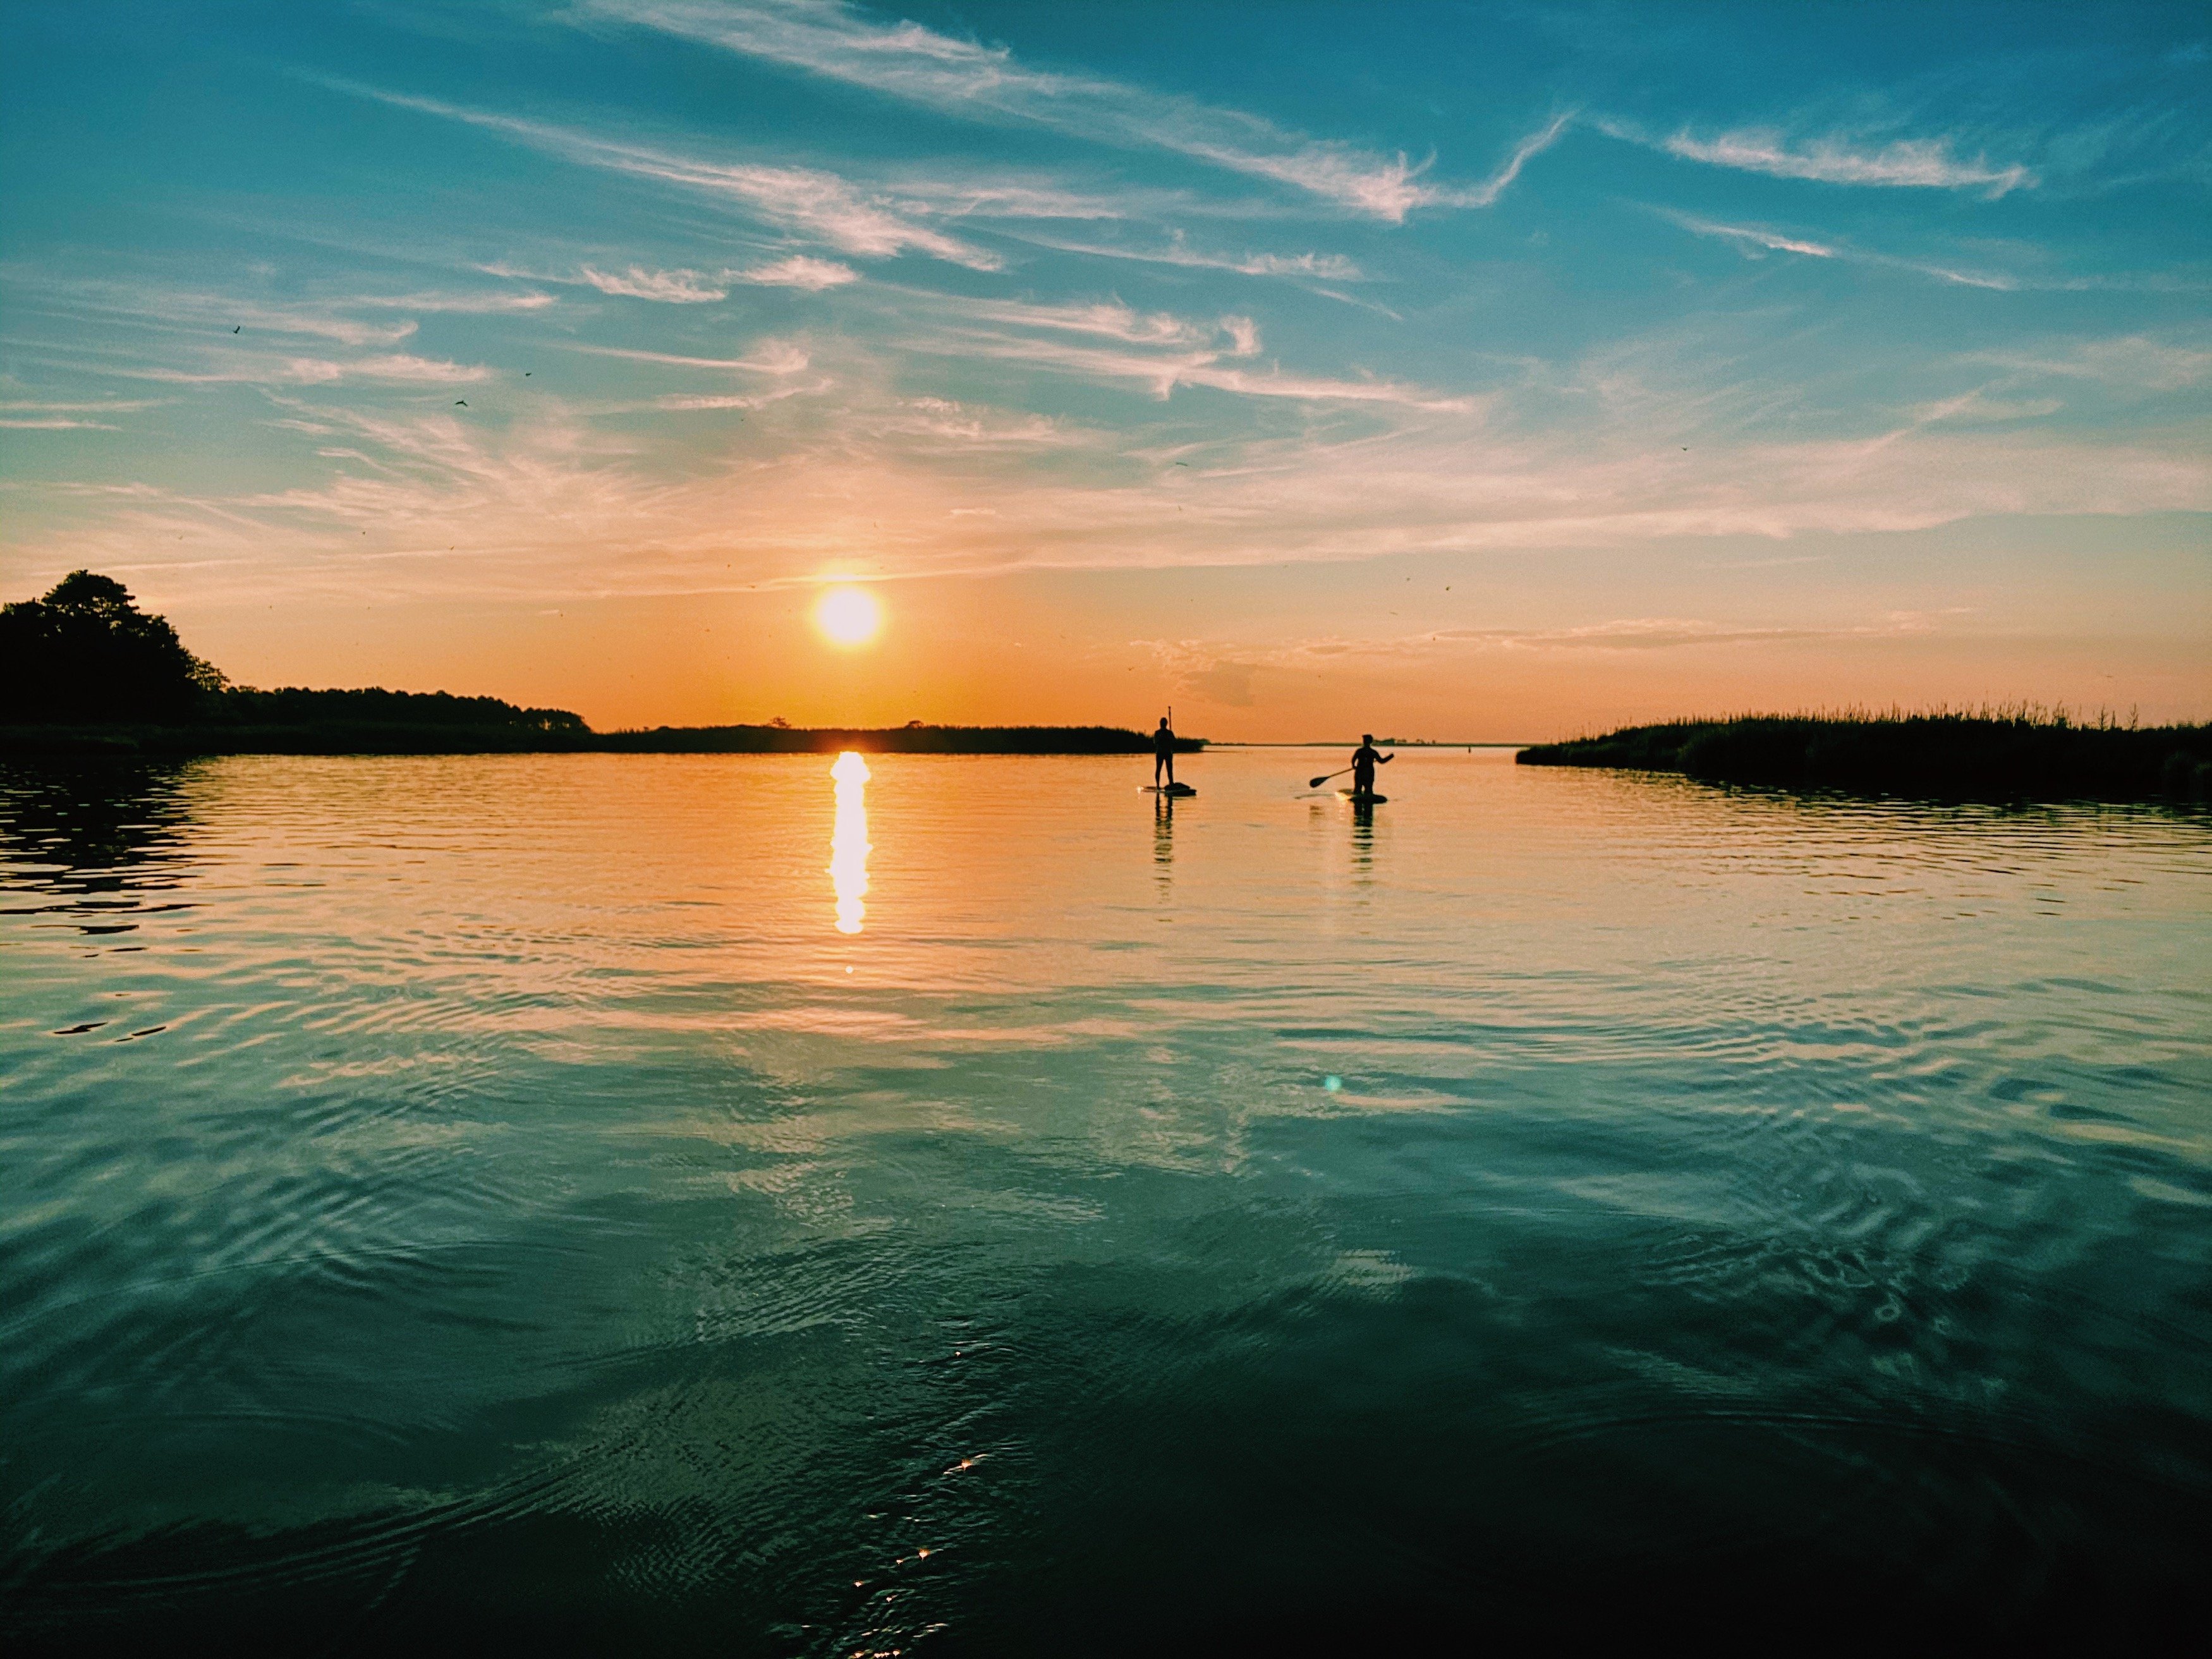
[815,585,883,647]
[829,751,870,935]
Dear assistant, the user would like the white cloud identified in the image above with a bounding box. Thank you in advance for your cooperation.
[960,298,1218,351]
[1440,617,1837,650]
[882,397,1072,447]
[1663,213,1838,260]
[1990,334,2212,391]
[1911,390,2066,425]
[728,255,859,290]
[923,324,1476,411]
[563,339,811,374]
[579,265,729,301]
[344,355,496,383]
[1426,112,1576,208]
[18,380,2204,625]
[1643,125,2036,195]
[1660,211,2023,291]
[581,0,1562,220]
[352,289,557,313]
[0,398,162,412]
[916,294,1462,408]
[99,353,491,387]
[352,85,1004,268]
[249,313,420,347]
[1024,233,1367,283]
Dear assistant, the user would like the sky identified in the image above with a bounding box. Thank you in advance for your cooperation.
[2,0,2207,739]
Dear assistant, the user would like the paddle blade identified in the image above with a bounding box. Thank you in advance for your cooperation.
[1308,775,1328,787]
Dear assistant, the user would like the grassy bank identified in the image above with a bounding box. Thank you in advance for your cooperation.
[0,721,1202,758]
[1517,712,2212,803]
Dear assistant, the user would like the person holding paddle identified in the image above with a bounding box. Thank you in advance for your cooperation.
[1305,735,1395,796]
[1350,734,1392,796]
[1153,712,1177,789]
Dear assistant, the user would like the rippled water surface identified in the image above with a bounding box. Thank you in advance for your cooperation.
[4,750,2208,1649]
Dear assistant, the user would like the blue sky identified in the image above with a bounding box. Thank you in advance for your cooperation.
[2,1,2206,735]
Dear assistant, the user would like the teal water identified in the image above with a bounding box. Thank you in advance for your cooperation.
[3,750,2208,1649]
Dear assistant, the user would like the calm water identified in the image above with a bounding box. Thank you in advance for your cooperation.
[4,750,2208,1648]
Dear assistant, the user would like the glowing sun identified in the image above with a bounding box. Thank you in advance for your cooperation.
[815,584,884,647]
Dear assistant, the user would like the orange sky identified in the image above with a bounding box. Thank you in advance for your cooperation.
[5,3,2208,739]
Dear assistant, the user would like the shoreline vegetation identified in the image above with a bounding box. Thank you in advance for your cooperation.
[0,571,1200,759]
[0,718,1201,759]
[1519,712,2212,804]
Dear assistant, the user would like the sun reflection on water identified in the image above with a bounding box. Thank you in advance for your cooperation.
[829,751,870,934]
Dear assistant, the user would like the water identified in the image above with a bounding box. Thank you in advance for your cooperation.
[3,750,2207,1648]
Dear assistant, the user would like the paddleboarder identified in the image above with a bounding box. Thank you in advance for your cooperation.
[1153,712,1178,789]
[1351,734,1392,797]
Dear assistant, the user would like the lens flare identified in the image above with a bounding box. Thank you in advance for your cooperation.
[815,585,883,647]
[829,751,870,934]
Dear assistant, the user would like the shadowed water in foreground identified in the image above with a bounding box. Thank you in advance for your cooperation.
[3,751,2206,1650]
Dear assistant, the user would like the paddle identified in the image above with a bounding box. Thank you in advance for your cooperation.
[1307,764,1353,788]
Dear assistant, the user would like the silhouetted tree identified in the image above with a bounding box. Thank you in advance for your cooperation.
[0,571,226,724]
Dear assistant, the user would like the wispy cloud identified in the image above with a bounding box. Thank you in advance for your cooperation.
[921,326,1476,410]
[561,339,811,374]
[351,289,557,313]
[1425,112,1576,208]
[910,294,1466,408]
[1439,617,1837,650]
[92,353,492,387]
[1986,334,2212,391]
[878,396,1074,447]
[0,398,163,413]
[958,298,1244,353]
[1012,231,1364,283]
[348,83,1004,268]
[580,264,729,301]
[1617,121,2036,196]
[1658,211,2020,289]
[728,255,858,289]
[344,354,497,383]
[1909,389,2063,425]
[581,0,1562,220]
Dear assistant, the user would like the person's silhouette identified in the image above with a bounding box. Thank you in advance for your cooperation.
[1351,733,1393,795]
[1153,714,1177,787]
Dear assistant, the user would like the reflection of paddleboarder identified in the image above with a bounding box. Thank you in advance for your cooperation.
[1153,713,1177,788]
[1351,734,1393,795]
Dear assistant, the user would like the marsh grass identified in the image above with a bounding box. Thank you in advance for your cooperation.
[1517,706,2212,803]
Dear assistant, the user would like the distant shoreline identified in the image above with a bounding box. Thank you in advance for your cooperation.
[0,722,1207,759]
[1518,714,2212,805]
[1207,741,1528,750]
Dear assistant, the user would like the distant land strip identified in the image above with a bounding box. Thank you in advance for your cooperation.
[1518,714,2212,805]
[0,714,1204,759]
[1,571,1205,759]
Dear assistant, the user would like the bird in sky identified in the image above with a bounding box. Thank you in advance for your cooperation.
[454,399,467,407]
[231,325,240,333]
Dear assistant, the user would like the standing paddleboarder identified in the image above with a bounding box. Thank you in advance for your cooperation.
[1350,734,1392,797]
[1153,712,1178,789]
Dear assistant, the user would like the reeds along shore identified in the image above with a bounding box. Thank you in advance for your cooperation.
[1517,712,2212,804]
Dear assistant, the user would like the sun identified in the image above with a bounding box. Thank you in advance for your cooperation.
[815,584,884,647]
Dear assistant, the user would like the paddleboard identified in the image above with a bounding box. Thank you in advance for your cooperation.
[1144,783,1198,796]
[1336,789,1387,804]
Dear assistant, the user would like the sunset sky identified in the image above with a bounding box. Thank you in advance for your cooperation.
[3,0,2207,738]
